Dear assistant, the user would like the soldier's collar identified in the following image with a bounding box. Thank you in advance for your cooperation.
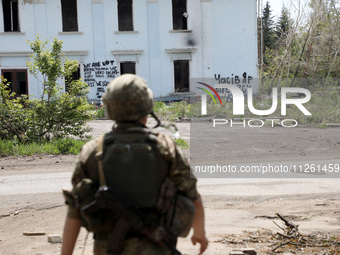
[114,121,146,131]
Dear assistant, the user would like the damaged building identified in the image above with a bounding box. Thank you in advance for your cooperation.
[0,0,258,102]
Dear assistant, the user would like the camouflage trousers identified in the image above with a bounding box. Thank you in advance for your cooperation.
[94,237,172,255]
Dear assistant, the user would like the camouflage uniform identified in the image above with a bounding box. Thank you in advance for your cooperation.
[66,123,199,255]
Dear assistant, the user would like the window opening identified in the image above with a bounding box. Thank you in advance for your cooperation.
[120,62,136,75]
[2,70,28,96]
[117,0,133,31]
[172,0,187,30]
[61,0,78,32]
[2,0,20,32]
[174,60,189,92]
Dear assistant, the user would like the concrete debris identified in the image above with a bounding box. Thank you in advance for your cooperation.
[241,248,257,255]
[47,235,62,244]
[230,252,245,255]
[230,248,257,255]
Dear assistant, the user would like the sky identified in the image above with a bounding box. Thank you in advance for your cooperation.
[267,0,310,21]
[269,0,285,19]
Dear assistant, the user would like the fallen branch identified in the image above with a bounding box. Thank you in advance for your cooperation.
[276,212,299,235]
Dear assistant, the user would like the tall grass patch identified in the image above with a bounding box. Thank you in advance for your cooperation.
[0,138,88,156]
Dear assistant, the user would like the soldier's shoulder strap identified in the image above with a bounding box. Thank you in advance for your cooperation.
[95,134,107,186]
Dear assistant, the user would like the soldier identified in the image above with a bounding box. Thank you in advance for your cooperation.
[61,74,208,255]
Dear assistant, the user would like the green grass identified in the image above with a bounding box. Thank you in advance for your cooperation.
[315,123,329,129]
[0,138,88,156]
[174,138,189,149]
[152,88,340,124]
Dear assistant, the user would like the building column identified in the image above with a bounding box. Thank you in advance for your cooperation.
[147,0,162,96]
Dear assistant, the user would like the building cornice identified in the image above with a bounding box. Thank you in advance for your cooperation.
[0,51,88,57]
[111,50,143,63]
[111,50,143,55]
[0,52,32,57]
[165,48,197,54]
[62,51,88,56]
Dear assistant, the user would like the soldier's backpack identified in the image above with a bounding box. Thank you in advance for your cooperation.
[64,129,195,237]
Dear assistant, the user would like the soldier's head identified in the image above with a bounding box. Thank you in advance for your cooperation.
[102,74,153,123]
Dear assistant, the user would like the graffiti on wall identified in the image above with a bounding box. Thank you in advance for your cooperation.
[83,60,119,100]
[214,72,253,101]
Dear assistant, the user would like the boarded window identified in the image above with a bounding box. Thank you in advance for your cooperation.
[65,66,81,93]
[61,0,78,32]
[174,60,189,92]
[117,0,133,31]
[120,62,136,75]
[2,0,20,32]
[2,70,28,96]
[172,0,187,30]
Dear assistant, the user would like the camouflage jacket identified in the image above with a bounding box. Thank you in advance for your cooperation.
[66,123,199,220]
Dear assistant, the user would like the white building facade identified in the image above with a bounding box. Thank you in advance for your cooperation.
[0,0,258,102]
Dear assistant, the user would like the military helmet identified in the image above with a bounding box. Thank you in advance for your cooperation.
[102,74,153,121]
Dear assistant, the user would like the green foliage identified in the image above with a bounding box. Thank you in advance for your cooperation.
[0,78,32,141]
[0,139,15,156]
[0,36,93,143]
[316,123,329,129]
[153,100,192,121]
[288,88,340,124]
[53,138,87,154]
[26,36,92,140]
[153,87,340,125]
[153,101,166,112]
[261,1,276,67]
[275,5,291,40]
[260,0,340,79]
[0,138,88,156]
[88,104,106,119]
[174,138,189,149]
[95,107,105,119]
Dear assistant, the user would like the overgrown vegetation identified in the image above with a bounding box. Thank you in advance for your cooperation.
[89,103,105,119]
[259,0,340,80]
[0,138,88,156]
[152,91,340,124]
[153,100,194,121]
[0,36,93,144]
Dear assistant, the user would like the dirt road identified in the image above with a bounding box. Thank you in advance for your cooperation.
[0,120,340,254]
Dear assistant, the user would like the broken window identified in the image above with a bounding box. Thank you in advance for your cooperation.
[120,62,136,75]
[117,0,133,31]
[174,60,189,92]
[2,0,20,32]
[2,70,28,96]
[61,0,78,32]
[65,66,81,93]
[172,0,187,30]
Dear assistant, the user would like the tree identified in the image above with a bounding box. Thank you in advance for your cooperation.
[259,1,277,76]
[261,0,340,82]
[262,1,276,51]
[276,5,291,40]
[0,36,93,142]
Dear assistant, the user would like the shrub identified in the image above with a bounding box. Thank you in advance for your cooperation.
[0,36,93,143]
